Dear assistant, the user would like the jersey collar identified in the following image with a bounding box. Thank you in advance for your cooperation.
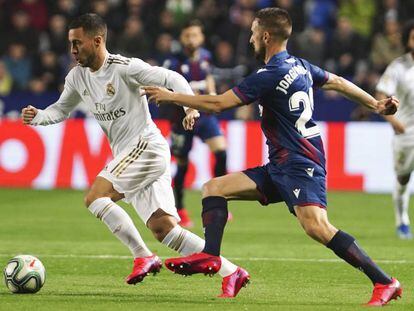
[268,50,289,65]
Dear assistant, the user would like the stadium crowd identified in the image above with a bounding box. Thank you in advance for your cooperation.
[0,0,413,120]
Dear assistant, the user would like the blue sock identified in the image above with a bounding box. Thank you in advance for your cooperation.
[173,163,188,210]
[327,230,392,285]
[201,196,228,256]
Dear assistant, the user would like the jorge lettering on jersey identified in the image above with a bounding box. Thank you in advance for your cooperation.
[232,51,329,167]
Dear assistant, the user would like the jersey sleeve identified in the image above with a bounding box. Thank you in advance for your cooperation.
[376,61,399,96]
[31,69,81,126]
[128,58,194,95]
[308,62,329,87]
[231,72,264,104]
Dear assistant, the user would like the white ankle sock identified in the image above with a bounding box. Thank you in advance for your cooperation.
[88,197,152,258]
[161,225,237,277]
[393,182,410,226]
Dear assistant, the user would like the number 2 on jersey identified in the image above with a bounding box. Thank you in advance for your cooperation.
[288,88,320,138]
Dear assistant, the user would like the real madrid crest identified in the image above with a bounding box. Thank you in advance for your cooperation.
[106,82,115,96]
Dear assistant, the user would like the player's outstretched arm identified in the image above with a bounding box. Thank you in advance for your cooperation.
[21,105,38,125]
[322,73,399,115]
[143,87,243,113]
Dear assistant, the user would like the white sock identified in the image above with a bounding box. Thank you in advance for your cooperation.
[161,225,237,277]
[88,197,152,258]
[393,182,410,226]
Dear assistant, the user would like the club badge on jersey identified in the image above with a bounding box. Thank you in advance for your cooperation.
[107,83,115,96]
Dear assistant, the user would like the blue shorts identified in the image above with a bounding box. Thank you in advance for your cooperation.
[171,113,223,157]
[243,159,327,215]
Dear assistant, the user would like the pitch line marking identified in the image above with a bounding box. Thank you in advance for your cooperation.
[0,254,412,264]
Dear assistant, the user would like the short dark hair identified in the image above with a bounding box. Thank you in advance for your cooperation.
[255,8,292,41]
[182,19,204,32]
[69,13,107,41]
[402,19,414,51]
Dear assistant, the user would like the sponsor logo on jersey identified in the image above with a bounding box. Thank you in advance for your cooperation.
[93,106,126,121]
[106,83,115,96]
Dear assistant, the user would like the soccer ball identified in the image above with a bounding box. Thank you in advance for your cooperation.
[3,255,46,294]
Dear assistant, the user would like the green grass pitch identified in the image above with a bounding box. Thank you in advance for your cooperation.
[0,188,413,310]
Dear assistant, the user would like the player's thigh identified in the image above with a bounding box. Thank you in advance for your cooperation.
[205,135,226,152]
[393,137,414,178]
[85,176,124,206]
[100,137,169,202]
[131,172,180,225]
[202,172,262,201]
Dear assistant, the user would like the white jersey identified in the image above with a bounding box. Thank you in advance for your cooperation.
[377,53,414,134]
[31,52,193,156]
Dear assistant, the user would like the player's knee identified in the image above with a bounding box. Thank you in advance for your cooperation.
[84,191,102,208]
[202,178,222,197]
[147,212,177,242]
[397,174,410,185]
[302,220,334,244]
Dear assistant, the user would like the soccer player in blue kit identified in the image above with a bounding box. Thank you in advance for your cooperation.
[144,8,402,306]
[163,20,228,228]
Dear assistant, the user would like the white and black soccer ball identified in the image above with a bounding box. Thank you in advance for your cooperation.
[3,255,46,294]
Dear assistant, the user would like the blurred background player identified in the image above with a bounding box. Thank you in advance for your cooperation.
[163,20,229,227]
[376,20,414,239]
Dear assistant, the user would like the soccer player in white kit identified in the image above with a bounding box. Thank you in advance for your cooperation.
[376,20,414,239]
[21,13,248,297]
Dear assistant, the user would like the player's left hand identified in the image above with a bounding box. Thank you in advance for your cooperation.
[142,86,173,105]
[376,96,399,115]
[183,108,200,131]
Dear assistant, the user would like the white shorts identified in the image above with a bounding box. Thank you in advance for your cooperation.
[393,133,414,176]
[98,134,179,224]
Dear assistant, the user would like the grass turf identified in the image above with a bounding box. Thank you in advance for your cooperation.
[0,188,413,310]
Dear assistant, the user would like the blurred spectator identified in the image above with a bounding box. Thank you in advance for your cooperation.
[166,0,194,26]
[290,26,326,67]
[373,0,400,34]
[338,0,376,39]
[370,18,404,73]
[8,10,39,54]
[195,0,228,46]
[306,0,337,36]
[89,0,124,34]
[115,16,150,58]
[13,0,49,31]
[326,16,367,78]
[151,33,176,66]
[29,77,48,94]
[233,9,257,69]
[212,39,248,92]
[0,60,13,96]
[275,0,305,32]
[2,43,32,90]
[152,9,180,38]
[32,51,62,91]
[39,14,68,55]
[52,0,80,19]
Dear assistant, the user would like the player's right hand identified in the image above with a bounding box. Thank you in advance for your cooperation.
[183,108,200,131]
[21,105,38,125]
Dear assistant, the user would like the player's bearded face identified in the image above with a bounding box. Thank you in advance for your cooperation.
[250,20,266,62]
[69,28,98,68]
[181,26,204,54]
